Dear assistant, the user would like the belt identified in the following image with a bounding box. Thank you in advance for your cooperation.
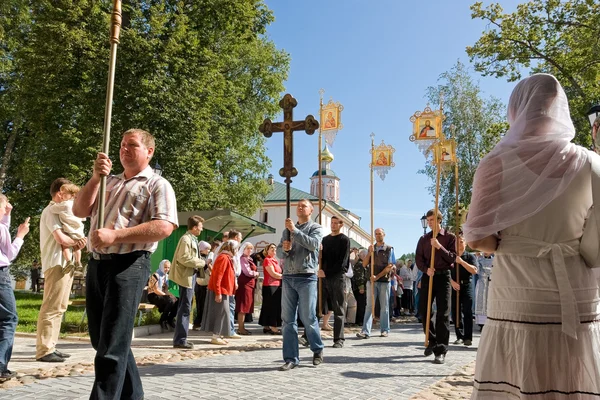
[92,250,150,261]
[498,235,580,339]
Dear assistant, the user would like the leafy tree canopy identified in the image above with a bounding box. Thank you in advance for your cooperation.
[0,0,290,264]
[467,0,600,146]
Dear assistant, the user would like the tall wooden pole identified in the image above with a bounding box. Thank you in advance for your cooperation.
[455,160,460,329]
[97,0,122,229]
[425,156,442,347]
[370,133,376,316]
[317,89,324,318]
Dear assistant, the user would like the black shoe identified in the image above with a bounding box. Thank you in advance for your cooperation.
[464,340,472,346]
[37,353,65,362]
[54,350,71,358]
[424,346,434,357]
[433,354,446,364]
[279,362,297,371]
[453,339,463,345]
[298,336,309,347]
[160,321,169,331]
[173,342,194,350]
[313,351,324,366]
[332,341,344,348]
[0,370,17,381]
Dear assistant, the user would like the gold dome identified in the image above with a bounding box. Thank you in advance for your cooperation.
[320,146,334,163]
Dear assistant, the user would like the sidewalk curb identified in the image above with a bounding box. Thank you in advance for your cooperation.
[15,324,164,342]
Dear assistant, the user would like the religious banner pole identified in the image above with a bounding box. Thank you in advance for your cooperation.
[454,156,460,328]
[317,89,324,317]
[97,0,122,229]
[409,99,446,347]
[426,154,442,346]
[259,94,319,240]
[369,134,375,315]
[369,133,396,316]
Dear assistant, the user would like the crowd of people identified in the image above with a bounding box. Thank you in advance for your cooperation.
[0,74,599,399]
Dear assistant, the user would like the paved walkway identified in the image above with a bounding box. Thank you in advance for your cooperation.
[0,322,479,399]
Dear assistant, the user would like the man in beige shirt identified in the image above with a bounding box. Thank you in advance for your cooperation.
[170,216,205,349]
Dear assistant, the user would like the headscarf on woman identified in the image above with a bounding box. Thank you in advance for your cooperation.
[157,260,170,288]
[237,242,257,277]
[463,74,589,242]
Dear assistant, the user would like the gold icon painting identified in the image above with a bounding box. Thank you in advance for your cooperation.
[321,102,341,131]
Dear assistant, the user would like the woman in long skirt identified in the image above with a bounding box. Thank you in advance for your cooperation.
[202,240,238,345]
[464,74,600,398]
[235,242,259,335]
[258,244,282,334]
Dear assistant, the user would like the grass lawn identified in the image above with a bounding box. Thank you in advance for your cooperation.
[14,290,162,337]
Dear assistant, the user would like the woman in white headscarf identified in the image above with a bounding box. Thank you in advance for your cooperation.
[464,74,600,398]
[147,260,178,330]
[234,242,259,335]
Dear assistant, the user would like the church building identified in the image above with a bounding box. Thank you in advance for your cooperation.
[248,146,371,251]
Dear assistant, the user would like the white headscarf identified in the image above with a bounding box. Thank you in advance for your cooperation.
[463,74,589,242]
[237,241,254,258]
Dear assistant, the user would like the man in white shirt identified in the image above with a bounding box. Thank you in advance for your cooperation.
[37,178,87,362]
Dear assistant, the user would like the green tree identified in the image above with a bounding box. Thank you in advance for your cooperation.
[0,0,289,264]
[421,61,506,228]
[467,0,600,146]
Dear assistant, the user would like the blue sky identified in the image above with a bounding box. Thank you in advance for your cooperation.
[262,0,522,255]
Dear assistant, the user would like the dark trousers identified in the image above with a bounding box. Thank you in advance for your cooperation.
[30,270,41,292]
[418,271,451,356]
[353,289,366,326]
[86,252,150,400]
[451,281,473,341]
[322,276,346,343]
[173,285,194,345]
[193,284,208,327]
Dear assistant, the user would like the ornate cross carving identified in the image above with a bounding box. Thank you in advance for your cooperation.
[259,94,319,221]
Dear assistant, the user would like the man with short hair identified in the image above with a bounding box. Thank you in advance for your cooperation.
[451,234,478,346]
[170,215,205,349]
[415,209,456,364]
[319,216,350,348]
[277,199,324,371]
[74,128,178,399]
[356,228,396,339]
[37,178,88,363]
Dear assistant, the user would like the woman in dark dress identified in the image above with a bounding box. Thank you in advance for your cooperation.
[258,244,282,334]
[235,242,259,335]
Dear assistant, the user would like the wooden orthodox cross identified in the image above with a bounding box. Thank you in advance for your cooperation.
[259,94,319,239]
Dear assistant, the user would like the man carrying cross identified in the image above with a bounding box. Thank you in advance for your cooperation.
[259,93,322,371]
[277,199,324,371]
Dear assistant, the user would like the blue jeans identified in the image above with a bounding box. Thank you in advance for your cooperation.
[87,252,150,400]
[229,295,236,335]
[281,274,324,364]
[173,285,193,345]
[0,268,17,373]
[361,281,391,335]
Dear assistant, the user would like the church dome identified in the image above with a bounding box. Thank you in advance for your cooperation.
[320,146,334,163]
[311,168,338,178]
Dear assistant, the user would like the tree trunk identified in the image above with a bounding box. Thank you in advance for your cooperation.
[0,125,18,190]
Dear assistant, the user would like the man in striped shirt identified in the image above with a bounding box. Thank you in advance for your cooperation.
[74,129,178,400]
